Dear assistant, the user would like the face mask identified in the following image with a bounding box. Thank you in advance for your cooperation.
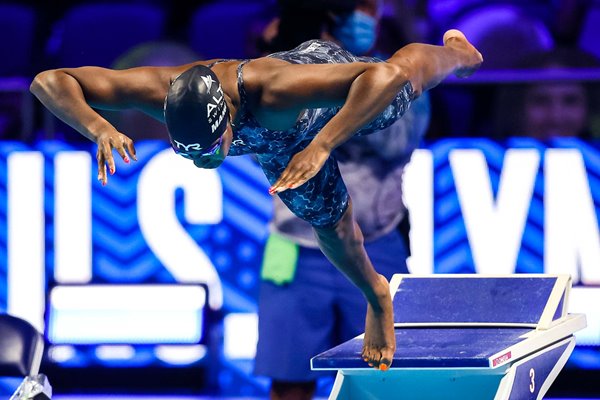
[332,10,377,56]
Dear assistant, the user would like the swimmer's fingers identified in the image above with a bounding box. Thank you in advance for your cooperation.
[269,158,297,194]
[113,135,137,164]
[285,172,313,191]
[269,144,330,194]
[269,161,312,194]
[269,172,289,195]
[95,131,136,186]
[126,137,138,161]
[96,145,110,186]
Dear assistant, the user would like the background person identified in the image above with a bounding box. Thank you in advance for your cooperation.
[253,1,431,398]
[493,47,600,140]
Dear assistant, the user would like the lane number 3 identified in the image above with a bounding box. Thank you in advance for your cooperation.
[529,368,535,393]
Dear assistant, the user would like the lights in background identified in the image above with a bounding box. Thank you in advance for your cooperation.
[155,345,207,365]
[223,313,258,359]
[48,285,206,344]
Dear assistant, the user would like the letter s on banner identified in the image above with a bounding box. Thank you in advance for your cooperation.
[138,149,223,309]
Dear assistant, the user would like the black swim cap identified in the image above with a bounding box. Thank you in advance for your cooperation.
[164,65,229,153]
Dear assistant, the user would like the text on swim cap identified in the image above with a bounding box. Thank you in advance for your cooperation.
[205,83,228,134]
[172,140,203,152]
[201,74,216,91]
[206,84,224,117]
[211,105,227,134]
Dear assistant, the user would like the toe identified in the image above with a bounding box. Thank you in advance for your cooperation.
[443,29,466,45]
[363,347,377,368]
[379,347,394,370]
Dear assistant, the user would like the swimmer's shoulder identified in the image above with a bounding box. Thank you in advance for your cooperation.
[237,57,291,92]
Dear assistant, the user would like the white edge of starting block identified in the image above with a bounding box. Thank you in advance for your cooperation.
[534,337,576,400]
[487,313,586,369]
[390,273,567,279]
[328,371,346,399]
[493,336,576,400]
[393,322,539,328]
[389,274,403,297]
[389,273,571,285]
[537,274,571,330]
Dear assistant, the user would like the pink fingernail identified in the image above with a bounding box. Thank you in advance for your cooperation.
[124,157,130,164]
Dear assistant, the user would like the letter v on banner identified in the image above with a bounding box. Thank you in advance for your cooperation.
[450,149,539,274]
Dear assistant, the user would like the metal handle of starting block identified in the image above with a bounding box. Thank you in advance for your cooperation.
[10,374,52,400]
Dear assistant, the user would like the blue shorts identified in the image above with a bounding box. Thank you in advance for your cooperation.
[254,228,409,382]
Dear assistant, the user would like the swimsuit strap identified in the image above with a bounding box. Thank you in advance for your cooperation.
[207,59,229,68]
[234,59,257,126]
[236,60,251,108]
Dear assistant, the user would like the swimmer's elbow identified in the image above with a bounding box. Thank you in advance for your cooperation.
[30,70,53,97]
[372,63,414,97]
[386,63,412,93]
[30,69,67,99]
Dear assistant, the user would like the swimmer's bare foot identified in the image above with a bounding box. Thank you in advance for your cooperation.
[443,29,483,78]
[361,274,395,370]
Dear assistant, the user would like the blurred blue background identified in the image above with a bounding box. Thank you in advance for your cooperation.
[0,0,599,398]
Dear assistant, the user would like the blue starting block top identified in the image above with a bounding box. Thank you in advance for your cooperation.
[312,274,583,371]
[312,313,585,370]
[311,327,532,369]
[390,275,569,328]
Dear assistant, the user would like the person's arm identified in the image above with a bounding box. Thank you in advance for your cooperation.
[30,64,197,184]
[251,60,411,193]
[265,30,482,193]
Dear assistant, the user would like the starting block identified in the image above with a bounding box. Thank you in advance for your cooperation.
[311,274,586,400]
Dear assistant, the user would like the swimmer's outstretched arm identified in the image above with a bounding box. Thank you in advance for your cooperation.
[252,60,406,194]
[31,66,166,184]
[30,63,208,184]
[268,30,482,193]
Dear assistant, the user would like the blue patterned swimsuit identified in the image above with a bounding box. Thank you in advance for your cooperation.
[226,40,414,227]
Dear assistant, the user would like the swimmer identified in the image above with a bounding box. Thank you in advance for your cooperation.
[30,29,482,370]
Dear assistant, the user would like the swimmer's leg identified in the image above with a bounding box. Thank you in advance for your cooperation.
[312,199,395,371]
[387,29,483,96]
[259,152,395,370]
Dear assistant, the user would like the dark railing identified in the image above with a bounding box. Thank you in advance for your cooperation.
[444,68,600,85]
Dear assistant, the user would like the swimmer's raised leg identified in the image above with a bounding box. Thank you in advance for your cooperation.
[310,31,482,371]
[386,29,483,96]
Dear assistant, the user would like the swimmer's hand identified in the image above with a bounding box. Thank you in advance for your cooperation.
[95,130,137,186]
[269,142,330,194]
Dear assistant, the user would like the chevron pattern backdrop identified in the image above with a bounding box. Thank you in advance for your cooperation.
[0,138,598,396]
[429,137,599,275]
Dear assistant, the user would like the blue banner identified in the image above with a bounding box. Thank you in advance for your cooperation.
[0,138,598,394]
